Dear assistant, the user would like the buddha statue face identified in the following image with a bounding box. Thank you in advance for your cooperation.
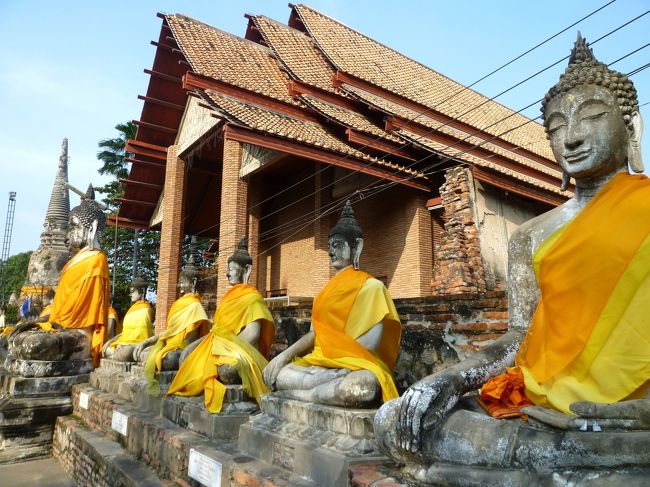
[178,273,196,295]
[328,235,352,270]
[66,214,95,252]
[546,85,631,181]
[226,261,246,285]
[130,286,142,303]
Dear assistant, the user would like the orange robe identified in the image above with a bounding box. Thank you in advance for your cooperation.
[295,267,401,402]
[482,173,650,415]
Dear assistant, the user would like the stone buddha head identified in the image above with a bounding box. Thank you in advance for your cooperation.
[178,257,199,296]
[66,184,106,252]
[542,33,643,189]
[226,238,253,285]
[328,200,363,271]
[130,276,148,303]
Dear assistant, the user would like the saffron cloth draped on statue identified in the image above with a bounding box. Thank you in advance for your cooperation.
[110,301,152,347]
[40,248,110,366]
[481,173,650,415]
[145,293,209,395]
[167,284,274,413]
[295,267,401,402]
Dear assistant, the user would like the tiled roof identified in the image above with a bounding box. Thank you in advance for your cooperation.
[250,15,339,94]
[400,130,567,196]
[166,14,297,105]
[293,4,554,162]
[343,84,561,180]
[201,90,425,178]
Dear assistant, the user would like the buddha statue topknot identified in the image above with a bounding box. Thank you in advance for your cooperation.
[374,33,649,485]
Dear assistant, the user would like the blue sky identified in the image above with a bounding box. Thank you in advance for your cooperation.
[0,0,648,256]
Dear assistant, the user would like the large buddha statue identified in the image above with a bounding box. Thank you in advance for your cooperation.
[134,256,210,395]
[374,34,649,483]
[167,238,275,413]
[102,277,153,362]
[7,185,109,369]
[263,201,402,408]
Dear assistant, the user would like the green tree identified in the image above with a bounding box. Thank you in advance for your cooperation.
[0,251,32,304]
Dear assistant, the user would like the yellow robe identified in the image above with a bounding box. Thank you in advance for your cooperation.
[482,173,650,414]
[145,293,209,395]
[295,267,401,402]
[39,305,52,318]
[43,248,110,366]
[110,301,152,347]
[167,284,275,413]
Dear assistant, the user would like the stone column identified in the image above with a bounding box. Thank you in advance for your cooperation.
[216,139,248,303]
[155,145,185,332]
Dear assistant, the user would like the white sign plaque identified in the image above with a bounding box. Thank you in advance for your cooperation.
[79,391,90,409]
[188,448,222,487]
[111,410,129,436]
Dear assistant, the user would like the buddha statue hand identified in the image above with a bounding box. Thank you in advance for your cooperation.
[8,321,40,340]
[133,336,157,362]
[263,350,294,390]
[395,371,464,452]
[523,399,650,431]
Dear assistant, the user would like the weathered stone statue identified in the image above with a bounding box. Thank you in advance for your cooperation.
[134,256,210,394]
[34,289,55,323]
[167,238,275,413]
[107,304,120,339]
[263,201,401,408]
[102,277,153,362]
[374,34,649,484]
[7,184,109,373]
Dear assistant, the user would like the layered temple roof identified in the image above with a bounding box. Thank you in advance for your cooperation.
[113,4,567,229]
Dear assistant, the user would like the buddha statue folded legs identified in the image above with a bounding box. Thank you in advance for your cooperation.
[374,34,650,484]
[264,201,402,409]
[6,184,109,374]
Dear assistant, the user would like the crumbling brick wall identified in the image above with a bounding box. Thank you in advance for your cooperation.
[431,167,487,295]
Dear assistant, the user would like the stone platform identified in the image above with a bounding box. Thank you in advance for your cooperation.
[239,395,388,486]
[0,366,89,463]
[54,382,315,486]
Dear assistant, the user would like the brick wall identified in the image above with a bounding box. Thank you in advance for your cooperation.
[155,145,185,332]
[431,167,487,295]
[256,165,433,299]
[269,291,508,393]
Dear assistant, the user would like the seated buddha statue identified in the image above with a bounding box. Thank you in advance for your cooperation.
[134,257,210,395]
[7,185,109,369]
[102,277,153,362]
[374,34,649,483]
[263,201,402,408]
[167,238,275,413]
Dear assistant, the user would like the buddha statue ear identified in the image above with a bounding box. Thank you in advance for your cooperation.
[627,111,644,173]
[353,238,364,270]
[243,264,253,285]
[87,219,99,249]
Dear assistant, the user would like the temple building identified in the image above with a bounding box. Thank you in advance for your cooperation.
[110,5,568,327]
[22,138,71,297]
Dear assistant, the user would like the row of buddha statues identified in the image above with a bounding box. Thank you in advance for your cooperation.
[5,35,648,480]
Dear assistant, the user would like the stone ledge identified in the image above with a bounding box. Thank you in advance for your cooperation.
[64,383,315,486]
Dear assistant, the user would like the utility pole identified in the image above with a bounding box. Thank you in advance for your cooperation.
[0,192,17,303]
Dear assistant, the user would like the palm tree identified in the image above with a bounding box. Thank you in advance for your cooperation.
[97,121,137,179]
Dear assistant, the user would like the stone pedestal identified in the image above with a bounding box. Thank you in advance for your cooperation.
[0,369,89,463]
[239,395,387,486]
[162,385,258,441]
